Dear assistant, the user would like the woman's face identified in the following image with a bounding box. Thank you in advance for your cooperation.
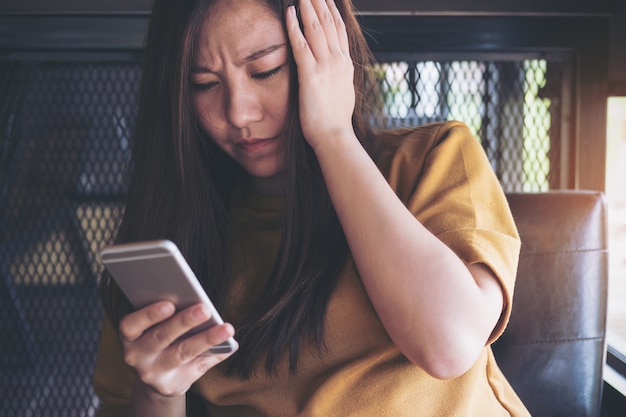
[191,0,291,180]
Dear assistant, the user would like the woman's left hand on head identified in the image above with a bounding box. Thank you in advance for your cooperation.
[286,0,356,150]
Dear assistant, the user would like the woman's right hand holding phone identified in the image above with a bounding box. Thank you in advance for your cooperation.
[118,301,236,415]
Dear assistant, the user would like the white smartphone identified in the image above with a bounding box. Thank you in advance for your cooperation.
[100,239,237,355]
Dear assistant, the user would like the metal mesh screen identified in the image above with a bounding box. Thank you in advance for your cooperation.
[0,54,566,416]
[1,59,139,416]
[373,58,564,192]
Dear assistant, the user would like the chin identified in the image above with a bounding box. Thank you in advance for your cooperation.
[244,162,283,179]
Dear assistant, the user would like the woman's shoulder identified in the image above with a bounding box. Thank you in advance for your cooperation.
[375,120,473,148]
[373,120,477,171]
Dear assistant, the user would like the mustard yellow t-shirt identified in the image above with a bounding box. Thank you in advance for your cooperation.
[93,121,529,416]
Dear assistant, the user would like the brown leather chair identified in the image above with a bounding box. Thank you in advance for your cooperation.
[492,190,608,417]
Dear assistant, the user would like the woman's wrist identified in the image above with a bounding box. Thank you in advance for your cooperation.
[308,128,361,161]
[124,380,187,417]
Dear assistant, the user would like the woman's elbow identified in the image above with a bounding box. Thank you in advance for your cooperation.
[403,337,485,380]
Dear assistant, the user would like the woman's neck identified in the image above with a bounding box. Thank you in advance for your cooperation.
[245,173,285,196]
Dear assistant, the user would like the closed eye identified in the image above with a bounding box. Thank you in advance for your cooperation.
[252,65,284,81]
[192,81,219,91]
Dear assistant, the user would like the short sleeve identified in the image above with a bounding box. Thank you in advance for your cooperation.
[377,121,521,343]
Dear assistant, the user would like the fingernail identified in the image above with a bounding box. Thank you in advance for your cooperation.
[157,302,174,316]
[193,305,209,321]
[223,323,235,336]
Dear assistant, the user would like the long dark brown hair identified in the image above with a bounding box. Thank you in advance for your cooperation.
[100,0,382,378]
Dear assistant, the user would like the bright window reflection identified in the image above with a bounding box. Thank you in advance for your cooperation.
[606,96,626,354]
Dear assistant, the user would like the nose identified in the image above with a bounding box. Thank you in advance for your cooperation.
[224,82,262,130]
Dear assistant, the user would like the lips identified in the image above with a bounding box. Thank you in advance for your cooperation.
[236,137,276,153]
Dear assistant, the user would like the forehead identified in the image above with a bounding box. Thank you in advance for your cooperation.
[194,0,284,64]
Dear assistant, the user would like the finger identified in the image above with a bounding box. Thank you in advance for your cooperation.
[119,301,176,343]
[150,303,214,348]
[125,303,211,357]
[311,0,340,53]
[286,5,314,68]
[298,0,331,58]
[327,0,349,55]
[169,323,237,366]
[183,341,237,382]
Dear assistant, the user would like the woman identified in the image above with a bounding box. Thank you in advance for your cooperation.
[94,0,530,416]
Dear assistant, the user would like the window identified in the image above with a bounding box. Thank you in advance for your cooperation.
[606,96,626,388]
[372,55,570,193]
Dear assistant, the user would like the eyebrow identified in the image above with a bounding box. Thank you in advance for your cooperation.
[191,43,287,73]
